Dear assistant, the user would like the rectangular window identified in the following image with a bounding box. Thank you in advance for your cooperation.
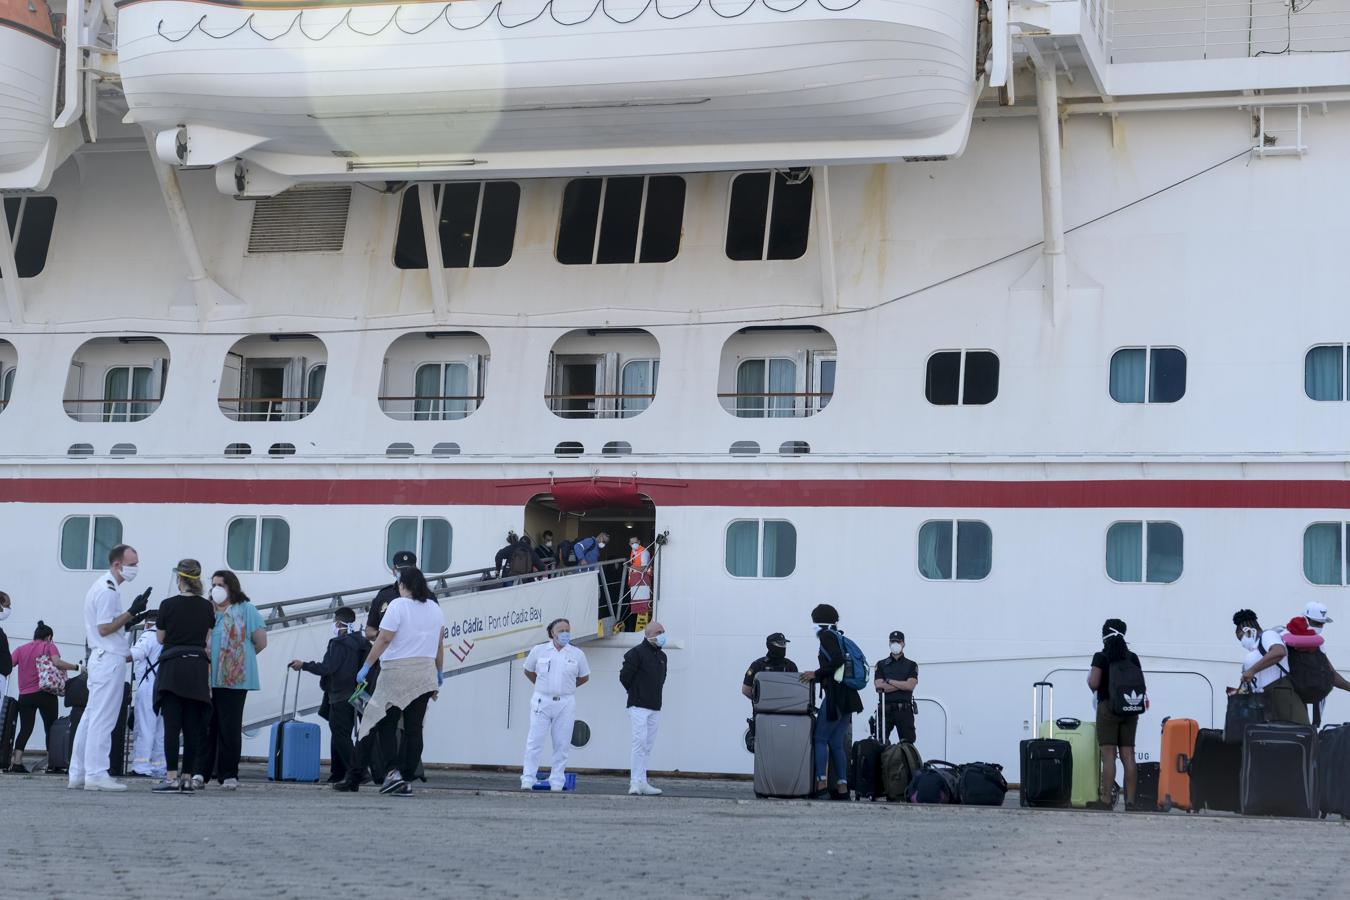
[60,515,123,570]
[556,176,685,265]
[734,358,798,418]
[413,362,473,421]
[813,353,836,412]
[620,359,659,418]
[386,517,453,574]
[1305,345,1347,401]
[2,196,57,279]
[1110,347,1187,404]
[1,367,14,409]
[102,366,154,423]
[725,520,796,578]
[1107,521,1182,583]
[726,171,812,261]
[393,181,520,269]
[918,520,992,581]
[227,516,290,572]
[1304,523,1346,585]
[305,364,326,414]
[925,351,999,406]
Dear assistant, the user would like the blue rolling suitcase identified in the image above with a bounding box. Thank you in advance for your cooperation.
[268,668,321,782]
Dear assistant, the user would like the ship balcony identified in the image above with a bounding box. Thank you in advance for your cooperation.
[718,326,835,419]
[62,337,170,423]
[546,328,659,420]
[113,0,981,191]
[218,333,327,423]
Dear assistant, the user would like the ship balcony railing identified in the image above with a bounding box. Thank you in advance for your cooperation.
[379,394,485,422]
[63,397,164,423]
[218,396,322,423]
[1101,0,1350,64]
[718,391,833,419]
[545,392,655,420]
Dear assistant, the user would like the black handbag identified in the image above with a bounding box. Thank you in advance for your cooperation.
[1224,687,1269,744]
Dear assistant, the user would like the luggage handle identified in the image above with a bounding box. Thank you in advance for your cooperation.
[280,665,302,723]
[1032,681,1054,739]
[1177,753,1190,774]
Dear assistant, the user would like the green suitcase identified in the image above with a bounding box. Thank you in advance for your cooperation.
[1039,716,1099,808]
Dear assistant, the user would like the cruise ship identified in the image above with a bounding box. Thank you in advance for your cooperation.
[2,0,1349,777]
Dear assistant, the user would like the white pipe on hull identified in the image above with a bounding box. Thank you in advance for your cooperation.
[147,149,213,320]
[1035,61,1067,318]
[0,205,23,323]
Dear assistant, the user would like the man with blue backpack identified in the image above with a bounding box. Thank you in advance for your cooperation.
[799,604,865,800]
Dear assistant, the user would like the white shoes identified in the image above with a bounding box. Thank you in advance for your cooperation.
[628,781,663,796]
[520,779,535,791]
[83,776,127,792]
[66,778,84,790]
[191,775,205,790]
[221,778,239,791]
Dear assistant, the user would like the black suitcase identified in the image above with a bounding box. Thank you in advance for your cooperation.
[850,693,885,801]
[0,696,18,767]
[1318,724,1350,818]
[1189,727,1241,813]
[958,762,1009,806]
[47,716,74,772]
[1241,722,1318,817]
[1135,761,1161,810]
[1019,683,1071,808]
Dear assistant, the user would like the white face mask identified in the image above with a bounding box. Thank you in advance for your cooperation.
[597,542,606,549]
[0,607,10,622]
[890,642,903,655]
[209,585,229,605]
[1310,623,1325,634]
[1239,628,1259,652]
[544,541,553,548]
[119,565,139,583]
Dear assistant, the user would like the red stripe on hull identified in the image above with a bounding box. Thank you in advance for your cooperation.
[1,478,1349,508]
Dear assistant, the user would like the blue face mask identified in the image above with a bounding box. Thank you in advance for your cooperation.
[651,633,667,649]
[555,632,571,646]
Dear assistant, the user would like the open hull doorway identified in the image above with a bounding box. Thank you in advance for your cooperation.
[523,489,658,633]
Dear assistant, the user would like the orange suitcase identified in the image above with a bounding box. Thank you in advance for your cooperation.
[1158,717,1199,811]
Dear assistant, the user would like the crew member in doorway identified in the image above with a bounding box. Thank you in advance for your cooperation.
[535,531,558,573]
[627,536,653,619]
[70,543,151,792]
[520,618,590,791]
[573,533,609,569]
[873,631,918,744]
[620,622,668,796]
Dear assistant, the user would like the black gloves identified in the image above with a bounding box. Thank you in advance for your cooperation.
[127,587,153,619]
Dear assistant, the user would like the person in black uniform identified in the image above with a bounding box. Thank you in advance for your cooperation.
[290,607,371,784]
[873,630,918,744]
[741,632,798,699]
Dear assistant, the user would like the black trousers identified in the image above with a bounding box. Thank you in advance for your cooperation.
[161,694,209,775]
[200,687,248,782]
[348,691,432,784]
[881,702,917,744]
[327,698,356,781]
[15,692,59,752]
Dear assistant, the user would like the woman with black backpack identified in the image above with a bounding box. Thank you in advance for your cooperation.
[1087,618,1145,811]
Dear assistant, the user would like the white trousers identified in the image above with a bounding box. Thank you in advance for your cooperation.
[70,650,125,781]
[521,693,576,788]
[628,707,661,786]
[131,678,165,774]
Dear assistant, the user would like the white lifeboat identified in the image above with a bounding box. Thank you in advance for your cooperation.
[114,0,981,193]
[0,0,64,189]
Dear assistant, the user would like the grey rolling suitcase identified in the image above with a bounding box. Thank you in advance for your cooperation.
[753,714,814,798]
[752,671,813,715]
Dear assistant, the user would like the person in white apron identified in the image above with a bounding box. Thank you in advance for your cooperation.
[129,611,165,778]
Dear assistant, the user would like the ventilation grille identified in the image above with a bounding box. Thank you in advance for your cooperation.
[247,186,352,254]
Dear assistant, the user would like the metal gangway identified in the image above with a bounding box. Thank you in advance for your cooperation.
[241,550,660,731]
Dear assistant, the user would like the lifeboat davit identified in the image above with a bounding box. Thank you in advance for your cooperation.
[114,0,980,192]
[0,0,64,189]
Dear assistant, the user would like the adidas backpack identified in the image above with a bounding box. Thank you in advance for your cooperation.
[1108,656,1148,717]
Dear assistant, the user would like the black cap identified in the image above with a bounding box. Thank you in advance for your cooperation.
[391,550,417,569]
[766,632,790,648]
[889,630,905,643]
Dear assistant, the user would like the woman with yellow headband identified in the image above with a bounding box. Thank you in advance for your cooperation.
[152,560,215,794]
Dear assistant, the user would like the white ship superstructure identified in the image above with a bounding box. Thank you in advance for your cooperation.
[2,1,1349,775]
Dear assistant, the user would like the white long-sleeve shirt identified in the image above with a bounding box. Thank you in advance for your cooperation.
[131,629,162,686]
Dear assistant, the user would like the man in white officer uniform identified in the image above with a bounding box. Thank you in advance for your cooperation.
[520,618,590,791]
[70,544,151,791]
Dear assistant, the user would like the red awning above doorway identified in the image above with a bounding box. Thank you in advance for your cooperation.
[550,481,649,513]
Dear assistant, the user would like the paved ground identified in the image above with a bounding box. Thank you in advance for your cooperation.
[5,766,1349,899]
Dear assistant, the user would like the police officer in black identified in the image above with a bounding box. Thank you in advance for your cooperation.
[741,632,798,699]
[873,630,919,743]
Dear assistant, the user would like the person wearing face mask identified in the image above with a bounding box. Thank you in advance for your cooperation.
[1280,601,1348,726]
[1231,609,1306,725]
[799,604,864,800]
[290,607,372,784]
[128,610,167,778]
[742,633,798,700]
[572,532,609,570]
[519,618,591,791]
[0,592,13,704]
[620,621,668,796]
[9,620,80,773]
[1087,619,1144,811]
[70,543,151,792]
[337,566,445,796]
[873,631,918,745]
[534,530,558,573]
[360,550,416,785]
[196,569,267,791]
[627,536,653,619]
[151,560,215,794]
